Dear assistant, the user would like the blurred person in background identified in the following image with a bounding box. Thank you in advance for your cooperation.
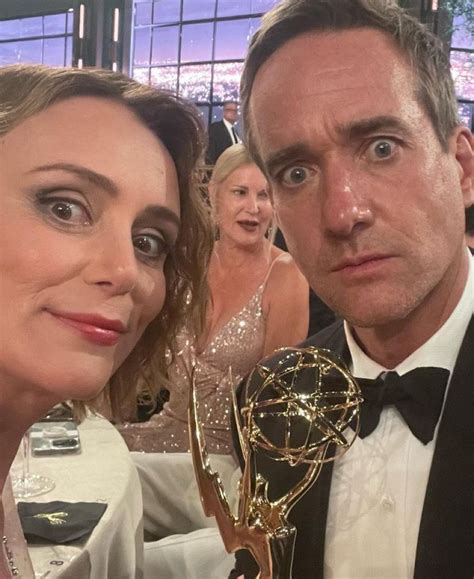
[206,101,242,165]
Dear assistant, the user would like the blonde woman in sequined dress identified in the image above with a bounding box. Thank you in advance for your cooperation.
[121,145,308,577]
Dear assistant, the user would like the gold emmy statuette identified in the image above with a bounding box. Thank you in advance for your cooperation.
[189,347,362,579]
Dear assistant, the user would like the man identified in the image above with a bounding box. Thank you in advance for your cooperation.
[206,100,241,165]
[230,0,474,577]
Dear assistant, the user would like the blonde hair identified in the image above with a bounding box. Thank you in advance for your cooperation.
[0,64,213,421]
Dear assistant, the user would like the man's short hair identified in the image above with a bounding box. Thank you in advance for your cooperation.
[223,100,239,109]
[241,0,459,166]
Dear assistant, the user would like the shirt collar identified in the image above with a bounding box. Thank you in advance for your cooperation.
[345,250,474,379]
[222,117,234,131]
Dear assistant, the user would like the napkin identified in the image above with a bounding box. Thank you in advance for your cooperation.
[18,501,107,544]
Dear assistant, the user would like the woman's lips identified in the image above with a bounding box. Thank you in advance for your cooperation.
[237,220,259,232]
[48,311,126,346]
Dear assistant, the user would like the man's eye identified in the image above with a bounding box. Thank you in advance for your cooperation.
[368,139,397,160]
[280,166,313,187]
[44,198,91,225]
[133,234,168,260]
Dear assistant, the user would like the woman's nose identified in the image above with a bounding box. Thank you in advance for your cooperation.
[82,230,139,295]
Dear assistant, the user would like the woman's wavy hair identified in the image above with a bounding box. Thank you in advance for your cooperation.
[241,0,459,169]
[0,64,213,420]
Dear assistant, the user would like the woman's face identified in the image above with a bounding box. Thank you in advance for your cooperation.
[214,163,272,247]
[0,96,180,402]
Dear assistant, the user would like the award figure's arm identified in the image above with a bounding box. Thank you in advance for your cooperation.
[229,378,260,579]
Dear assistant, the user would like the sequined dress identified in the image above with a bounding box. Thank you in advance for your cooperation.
[119,258,282,454]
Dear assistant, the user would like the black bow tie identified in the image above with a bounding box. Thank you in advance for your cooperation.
[355,367,450,444]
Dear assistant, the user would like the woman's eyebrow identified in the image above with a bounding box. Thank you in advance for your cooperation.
[136,205,181,230]
[28,162,119,196]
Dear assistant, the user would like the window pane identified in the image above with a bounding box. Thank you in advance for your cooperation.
[4,39,43,64]
[132,67,151,84]
[451,16,474,50]
[153,0,181,24]
[214,19,251,60]
[66,36,73,66]
[181,23,214,62]
[0,42,21,65]
[196,104,210,125]
[44,14,66,36]
[135,2,153,25]
[213,61,243,102]
[217,0,252,17]
[251,0,278,11]
[179,63,212,101]
[152,26,179,64]
[151,65,178,92]
[457,102,473,130]
[20,17,43,38]
[451,50,474,100]
[211,105,224,122]
[67,11,74,33]
[43,37,66,66]
[133,27,151,65]
[0,19,22,40]
[183,0,216,20]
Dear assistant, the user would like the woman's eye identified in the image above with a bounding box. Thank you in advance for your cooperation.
[43,198,91,225]
[133,234,168,261]
[280,166,313,187]
[367,138,397,160]
[232,188,246,196]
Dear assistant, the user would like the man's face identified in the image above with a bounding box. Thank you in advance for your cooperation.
[223,102,238,124]
[249,28,473,329]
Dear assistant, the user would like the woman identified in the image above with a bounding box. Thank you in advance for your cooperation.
[118,146,308,579]
[120,143,309,455]
[0,64,212,577]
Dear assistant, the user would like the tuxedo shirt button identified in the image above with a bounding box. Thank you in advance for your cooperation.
[381,495,395,511]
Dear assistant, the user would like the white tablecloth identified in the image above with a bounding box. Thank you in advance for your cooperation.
[12,416,144,579]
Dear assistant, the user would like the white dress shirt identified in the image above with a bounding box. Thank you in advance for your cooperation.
[223,117,240,144]
[324,252,474,578]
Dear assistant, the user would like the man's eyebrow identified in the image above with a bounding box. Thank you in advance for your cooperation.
[265,144,315,175]
[339,116,412,140]
[27,162,119,196]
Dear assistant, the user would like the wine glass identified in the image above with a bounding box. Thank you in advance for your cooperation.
[11,429,55,499]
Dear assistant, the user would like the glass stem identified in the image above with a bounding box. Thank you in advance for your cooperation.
[21,431,31,482]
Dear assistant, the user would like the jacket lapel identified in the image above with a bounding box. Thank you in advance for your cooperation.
[414,316,474,578]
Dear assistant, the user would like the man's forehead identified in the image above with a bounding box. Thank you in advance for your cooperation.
[248,28,417,155]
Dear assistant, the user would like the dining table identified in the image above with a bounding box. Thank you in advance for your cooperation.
[12,415,144,579]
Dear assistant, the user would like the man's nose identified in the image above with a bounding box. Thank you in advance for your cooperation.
[320,160,374,237]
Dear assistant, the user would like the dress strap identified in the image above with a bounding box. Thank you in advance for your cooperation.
[262,252,288,288]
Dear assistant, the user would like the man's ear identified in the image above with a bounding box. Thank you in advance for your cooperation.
[452,126,474,207]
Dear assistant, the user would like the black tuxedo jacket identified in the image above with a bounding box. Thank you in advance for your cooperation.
[206,120,235,165]
[231,317,474,579]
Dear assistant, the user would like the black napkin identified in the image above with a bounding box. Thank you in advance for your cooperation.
[17,501,107,544]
